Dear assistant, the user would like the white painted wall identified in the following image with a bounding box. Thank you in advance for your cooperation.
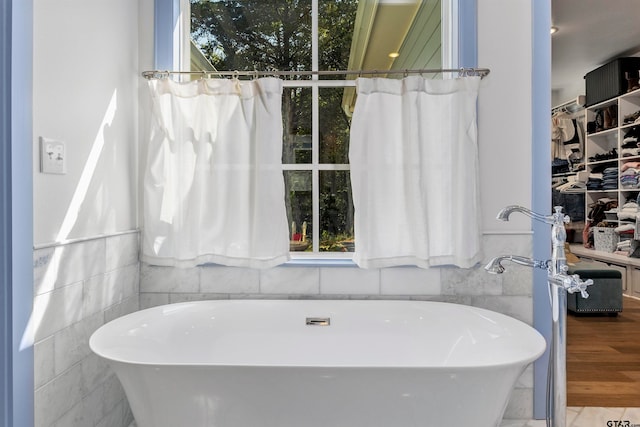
[32,0,140,246]
[478,0,533,233]
[31,1,145,425]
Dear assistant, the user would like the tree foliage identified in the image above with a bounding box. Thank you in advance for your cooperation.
[191,0,312,72]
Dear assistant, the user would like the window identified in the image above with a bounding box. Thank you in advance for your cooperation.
[188,0,445,256]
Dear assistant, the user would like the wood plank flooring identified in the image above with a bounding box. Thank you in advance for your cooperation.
[567,295,640,407]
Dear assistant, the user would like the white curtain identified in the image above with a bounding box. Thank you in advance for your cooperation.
[349,76,483,269]
[143,77,290,269]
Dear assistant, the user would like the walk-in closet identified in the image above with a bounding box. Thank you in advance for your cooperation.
[551,0,640,410]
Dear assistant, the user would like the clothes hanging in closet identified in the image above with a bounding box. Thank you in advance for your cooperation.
[552,111,584,163]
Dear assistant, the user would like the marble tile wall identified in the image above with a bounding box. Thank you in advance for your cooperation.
[33,232,140,427]
[139,233,537,421]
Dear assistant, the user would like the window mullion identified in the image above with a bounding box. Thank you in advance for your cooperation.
[312,0,319,75]
[312,85,320,253]
[311,0,320,252]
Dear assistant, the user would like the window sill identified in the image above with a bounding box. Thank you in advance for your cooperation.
[285,254,357,268]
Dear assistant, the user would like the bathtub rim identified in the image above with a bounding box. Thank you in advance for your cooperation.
[89,299,547,369]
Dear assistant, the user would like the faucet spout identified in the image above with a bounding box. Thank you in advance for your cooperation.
[484,255,549,274]
[496,205,569,226]
[497,205,548,222]
[497,205,570,277]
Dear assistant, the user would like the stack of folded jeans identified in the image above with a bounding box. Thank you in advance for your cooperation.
[601,167,619,190]
[586,172,603,190]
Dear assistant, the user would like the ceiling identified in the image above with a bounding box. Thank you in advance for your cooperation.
[552,0,640,101]
[347,0,441,72]
[343,0,441,115]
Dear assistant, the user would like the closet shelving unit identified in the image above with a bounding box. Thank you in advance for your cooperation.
[569,88,640,299]
[584,88,640,223]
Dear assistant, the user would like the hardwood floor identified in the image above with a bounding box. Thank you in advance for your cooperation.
[567,295,640,407]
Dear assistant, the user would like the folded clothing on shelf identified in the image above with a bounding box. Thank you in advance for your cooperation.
[621,145,640,157]
[614,223,635,233]
[623,110,640,125]
[555,180,586,193]
[586,176,603,190]
[620,167,640,188]
[588,198,618,225]
[623,126,640,141]
[617,200,639,220]
[621,161,640,171]
[601,167,619,189]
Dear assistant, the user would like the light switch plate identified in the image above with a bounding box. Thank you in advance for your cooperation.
[40,137,66,174]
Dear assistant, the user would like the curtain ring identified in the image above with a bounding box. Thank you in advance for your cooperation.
[404,69,409,78]
[232,71,242,93]
[459,67,476,78]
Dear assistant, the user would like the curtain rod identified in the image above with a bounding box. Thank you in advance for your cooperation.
[141,67,490,80]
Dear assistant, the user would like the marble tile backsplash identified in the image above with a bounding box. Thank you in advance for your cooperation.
[139,233,536,421]
[33,232,140,427]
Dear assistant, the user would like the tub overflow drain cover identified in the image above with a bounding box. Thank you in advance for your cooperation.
[306,317,330,326]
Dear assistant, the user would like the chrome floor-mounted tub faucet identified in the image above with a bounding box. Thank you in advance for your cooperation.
[484,205,592,427]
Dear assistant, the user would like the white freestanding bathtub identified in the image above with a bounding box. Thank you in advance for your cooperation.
[89,299,545,427]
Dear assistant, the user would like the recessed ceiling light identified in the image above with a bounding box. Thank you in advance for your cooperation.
[550,26,558,35]
[388,52,400,59]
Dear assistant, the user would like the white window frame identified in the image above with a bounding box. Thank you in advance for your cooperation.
[158,0,460,261]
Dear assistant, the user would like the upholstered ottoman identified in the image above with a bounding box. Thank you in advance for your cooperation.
[566,262,623,315]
